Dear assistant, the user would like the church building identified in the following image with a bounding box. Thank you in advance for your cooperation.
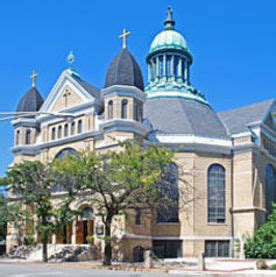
[8,7,276,260]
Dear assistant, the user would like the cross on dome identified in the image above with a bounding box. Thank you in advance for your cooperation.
[30,70,38,88]
[119,28,131,49]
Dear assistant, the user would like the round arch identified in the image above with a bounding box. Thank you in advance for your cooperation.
[55,147,79,160]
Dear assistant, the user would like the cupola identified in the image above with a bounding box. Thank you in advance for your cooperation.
[145,7,207,105]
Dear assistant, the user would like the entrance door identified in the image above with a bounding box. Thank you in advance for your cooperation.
[76,219,94,244]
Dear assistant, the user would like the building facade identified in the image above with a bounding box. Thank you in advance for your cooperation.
[7,7,276,260]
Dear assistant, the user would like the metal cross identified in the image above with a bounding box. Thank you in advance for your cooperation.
[30,70,38,87]
[119,28,131,49]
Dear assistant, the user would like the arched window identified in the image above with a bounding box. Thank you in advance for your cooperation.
[55,148,78,160]
[58,125,62,139]
[51,127,56,140]
[265,164,275,215]
[108,100,113,119]
[64,124,68,137]
[15,130,20,145]
[25,129,31,145]
[157,163,179,223]
[208,164,226,223]
[121,99,128,119]
[77,120,82,134]
[71,121,75,135]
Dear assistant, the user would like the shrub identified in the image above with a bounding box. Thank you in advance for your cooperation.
[86,235,94,245]
[23,235,35,246]
[271,264,276,270]
[256,260,269,270]
[244,203,276,259]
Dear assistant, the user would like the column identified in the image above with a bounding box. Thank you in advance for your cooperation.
[71,218,77,244]
[186,64,190,85]
[148,61,152,83]
[52,233,56,244]
[156,56,160,80]
[163,55,166,80]
[171,55,174,81]
[178,57,182,82]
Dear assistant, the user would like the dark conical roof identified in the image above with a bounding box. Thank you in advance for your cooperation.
[105,48,144,90]
[16,87,44,112]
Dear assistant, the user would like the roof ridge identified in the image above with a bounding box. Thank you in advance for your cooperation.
[219,98,275,115]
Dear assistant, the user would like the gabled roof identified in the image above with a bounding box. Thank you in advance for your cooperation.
[144,98,229,139]
[218,99,276,135]
[16,87,44,112]
[71,74,100,100]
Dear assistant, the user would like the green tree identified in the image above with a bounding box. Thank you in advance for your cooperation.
[0,193,7,241]
[5,160,78,262]
[244,203,276,258]
[54,140,174,265]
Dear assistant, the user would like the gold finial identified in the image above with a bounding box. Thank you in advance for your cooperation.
[119,28,131,49]
[30,70,38,88]
[67,50,75,66]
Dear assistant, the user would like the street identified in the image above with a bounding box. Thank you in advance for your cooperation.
[0,263,188,277]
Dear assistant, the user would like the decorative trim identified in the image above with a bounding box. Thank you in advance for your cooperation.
[146,90,208,105]
[102,85,146,102]
[12,130,102,155]
[155,134,232,147]
[231,206,266,213]
[38,70,95,116]
[122,233,233,241]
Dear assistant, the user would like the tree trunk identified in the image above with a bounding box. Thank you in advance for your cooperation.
[103,218,112,266]
[41,216,48,263]
[42,240,48,263]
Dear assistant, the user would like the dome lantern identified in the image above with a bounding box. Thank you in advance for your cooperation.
[145,7,207,105]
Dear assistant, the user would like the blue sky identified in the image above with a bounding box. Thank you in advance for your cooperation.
[0,0,275,177]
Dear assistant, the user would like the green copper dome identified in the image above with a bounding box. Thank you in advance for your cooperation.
[149,29,189,54]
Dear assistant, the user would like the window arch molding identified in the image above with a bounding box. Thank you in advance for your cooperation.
[121,99,128,119]
[207,163,226,224]
[55,147,79,160]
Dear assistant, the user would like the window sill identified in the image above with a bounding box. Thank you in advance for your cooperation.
[156,222,180,225]
[207,223,228,226]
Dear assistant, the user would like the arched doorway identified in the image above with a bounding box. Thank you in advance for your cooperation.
[133,246,144,262]
[76,207,94,244]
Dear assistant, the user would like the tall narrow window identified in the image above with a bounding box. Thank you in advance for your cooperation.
[15,130,20,145]
[166,55,172,77]
[174,56,179,79]
[208,164,226,223]
[58,125,62,139]
[71,121,75,135]
[121,99,128,119]
[157,163,179,223]
[25,129,31,145]
[51,127,56,140]
[77,120,82,134]
[108,100,113,120]
[135,209,141,225]
[64,124,68,137]
[265,164,275,215]
[159,56,164,77]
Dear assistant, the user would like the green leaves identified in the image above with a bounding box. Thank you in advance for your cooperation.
[244,204,276,258]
